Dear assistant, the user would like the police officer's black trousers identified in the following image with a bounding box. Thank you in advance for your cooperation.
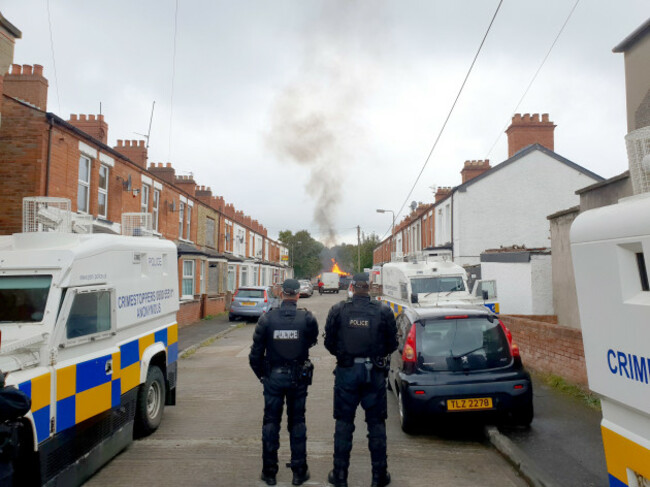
[262,369,309,473]
[332,364,388,475]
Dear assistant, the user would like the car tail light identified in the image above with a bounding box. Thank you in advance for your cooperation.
[402,323,417,363]
[499,320,520,358]
[514,384,524,390]
[414,390,425,395]
[264,290,268,303]
[445,315,468,319]
[232,289,239,302]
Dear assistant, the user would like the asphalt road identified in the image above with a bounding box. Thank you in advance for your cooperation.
[85,292,528,486]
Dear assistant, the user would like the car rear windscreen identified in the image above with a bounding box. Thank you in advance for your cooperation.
[418,317,511,371]
[237,289,264,299]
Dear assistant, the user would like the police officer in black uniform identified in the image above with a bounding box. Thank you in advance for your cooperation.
[324,272,398,487]
[249,279,319,486]
[0,370,31,487]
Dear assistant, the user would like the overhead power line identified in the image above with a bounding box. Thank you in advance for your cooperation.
[381,0,504,241]
[485,0,581,159]
[46,0,62,113]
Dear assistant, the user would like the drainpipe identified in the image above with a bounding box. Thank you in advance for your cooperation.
[45,116,54,196]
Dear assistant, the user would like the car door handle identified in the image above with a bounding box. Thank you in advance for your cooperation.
[105,360,113,375]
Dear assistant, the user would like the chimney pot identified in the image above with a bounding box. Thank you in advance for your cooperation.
[166,163,172,168]
[11,64,21,75]
[542,113,549,122]
[33,64,44,76]
[70,114,78,121]
[117,139,123,146]
[22,64,32,75]
[89,115,96,121]
[80,114,87,121]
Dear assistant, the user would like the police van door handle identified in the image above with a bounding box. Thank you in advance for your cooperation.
[105,360,113,375]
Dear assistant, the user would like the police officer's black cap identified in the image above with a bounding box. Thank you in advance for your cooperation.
[352,272,369,287]
[282,279,301,295]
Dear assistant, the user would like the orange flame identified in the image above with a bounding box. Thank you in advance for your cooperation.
[330,258,350,276]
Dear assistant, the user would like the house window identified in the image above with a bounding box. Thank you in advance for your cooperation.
[227,265,236,292]
[141,184,150,213]
[152,189,160,232]
[77,155,91,213]
[206,217,215,248]
[182,260,195,298]
[179,202,185,239]
[186,205,192,241]
[241,266,248,287]
[98,164,109,219]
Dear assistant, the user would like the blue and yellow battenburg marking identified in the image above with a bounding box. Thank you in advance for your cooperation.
[18,323,178,444]
[383,299,404,316]
[601,426,650,487]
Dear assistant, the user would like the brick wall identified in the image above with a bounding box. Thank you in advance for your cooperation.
[506,113,556,158]
[501,315,588,386]
[205,296,225,315]
[177,299,201,327]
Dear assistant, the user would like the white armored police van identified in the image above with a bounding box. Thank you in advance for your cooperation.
[572,192,650,483]
[0,198,179,486]
[380,252,498,315]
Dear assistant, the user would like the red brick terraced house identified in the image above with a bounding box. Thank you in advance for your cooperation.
[0,63,289,325]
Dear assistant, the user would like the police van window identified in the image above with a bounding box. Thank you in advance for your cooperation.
[66,290,112,339]
[0,275,52,323]
[410,276,465,295]
[636,252,649,291]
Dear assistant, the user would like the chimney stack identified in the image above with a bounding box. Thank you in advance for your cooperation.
[506,113,555,158]
[4,63,48,110]
[460,160,491,184]
[68,114,109,144]
[115,139,147,167]
[149,162,175,184]
[435,186,453,203]
[195,185,212,206]
[174,174,197,197]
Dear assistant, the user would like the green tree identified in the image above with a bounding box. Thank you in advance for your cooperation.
[278,230,325,279]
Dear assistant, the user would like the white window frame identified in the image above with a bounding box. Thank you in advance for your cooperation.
[227,265,236,292]
[77,155,91,214]
[179,202,185,239]
[200,260,206,294]
[182,260,195,299]
[240,265,248,287]
[152,189,160,232]
[186,204,192,241]
[141,184,150,214]
[97,164,109,219]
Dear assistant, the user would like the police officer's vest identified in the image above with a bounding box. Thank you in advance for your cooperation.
[265,304,310,364]
[337,297,382,358]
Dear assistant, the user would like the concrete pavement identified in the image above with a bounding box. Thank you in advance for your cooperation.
[86,293,528,486]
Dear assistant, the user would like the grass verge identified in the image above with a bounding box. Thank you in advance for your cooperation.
[534,371,601,411]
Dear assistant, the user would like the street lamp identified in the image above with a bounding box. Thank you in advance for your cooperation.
[376,209,395,261]
[290,240,302,272]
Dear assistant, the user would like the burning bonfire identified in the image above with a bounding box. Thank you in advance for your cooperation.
[318,259,351,278]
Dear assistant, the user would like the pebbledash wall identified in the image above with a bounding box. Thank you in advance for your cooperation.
[501,315,588,386]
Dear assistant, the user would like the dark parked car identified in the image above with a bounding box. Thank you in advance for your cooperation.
[339,275,353,290]
[388,306,533,433]
[229,286,279,322]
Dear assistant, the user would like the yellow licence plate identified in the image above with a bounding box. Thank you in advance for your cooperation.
[241,301,256,306]
[447,398,493,411]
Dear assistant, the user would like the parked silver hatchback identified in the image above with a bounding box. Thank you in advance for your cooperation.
[229,286,279,322]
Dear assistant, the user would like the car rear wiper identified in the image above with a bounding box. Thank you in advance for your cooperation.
[451,345,484,359]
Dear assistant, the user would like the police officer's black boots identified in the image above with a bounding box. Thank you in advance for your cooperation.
[328,468,348,487]
[291,464,310,485]
[260,466,278,486]
[371,470,391,487]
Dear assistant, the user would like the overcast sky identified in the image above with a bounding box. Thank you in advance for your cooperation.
[4,1,649,244]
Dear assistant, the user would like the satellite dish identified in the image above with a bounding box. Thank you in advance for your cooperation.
[410,201,417,212]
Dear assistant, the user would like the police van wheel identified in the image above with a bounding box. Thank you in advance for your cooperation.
[135,366,165,437]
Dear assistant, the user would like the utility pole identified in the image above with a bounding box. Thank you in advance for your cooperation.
[357,225,361,272]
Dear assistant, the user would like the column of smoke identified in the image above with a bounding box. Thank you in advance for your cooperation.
[266,1,387,248]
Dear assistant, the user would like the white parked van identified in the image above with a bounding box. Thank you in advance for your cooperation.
[380,256,498,315]
[0,200,179,486]
[319,272,340,294]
